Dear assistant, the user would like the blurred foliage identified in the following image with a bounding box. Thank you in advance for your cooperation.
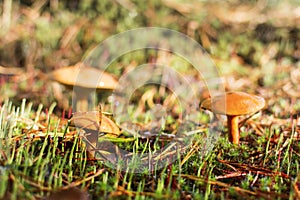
[0,0,299,108]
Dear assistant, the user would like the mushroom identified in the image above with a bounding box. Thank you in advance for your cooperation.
[70,110,121,135]
[51,62,117,111]
[201,91,265,144]
[70,110,121,157]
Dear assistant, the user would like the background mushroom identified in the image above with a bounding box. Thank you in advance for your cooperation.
[51,62,117,111]
[201,91,265,144]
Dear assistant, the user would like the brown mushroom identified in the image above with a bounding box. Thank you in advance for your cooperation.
[70,110,121,136]
[70,110,121,157]
[201,91,265,144]
[51,62,117,111]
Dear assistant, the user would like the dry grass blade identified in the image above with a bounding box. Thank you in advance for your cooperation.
[207,1,300,27]
[180,139,202,167]
[60,18,88,49]
[61,169,105,190]
[218,159,290,179]
[162,0,200,15]
[176,174,258,196]
[13,172,52,192]
[216,171,247,180]
[0,66,24,76]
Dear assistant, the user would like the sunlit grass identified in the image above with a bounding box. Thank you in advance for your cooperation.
[0,98,299,199]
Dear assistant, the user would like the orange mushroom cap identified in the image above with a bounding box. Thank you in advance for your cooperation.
[201,91,265,116]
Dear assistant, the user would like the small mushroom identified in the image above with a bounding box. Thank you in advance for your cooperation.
[70,110,121,157]
[201,91,265,144]
[51,62,117,111]
[70,110,121,135]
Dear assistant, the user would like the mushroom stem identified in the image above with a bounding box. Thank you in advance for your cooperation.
[85,132,98,158]
[73,87,93,111]
[76,96,89,112]
[227,115,239,144]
